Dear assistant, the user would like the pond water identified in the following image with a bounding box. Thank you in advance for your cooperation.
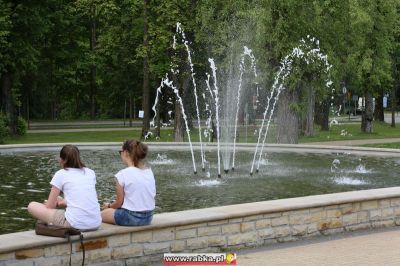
[1,148,400,235]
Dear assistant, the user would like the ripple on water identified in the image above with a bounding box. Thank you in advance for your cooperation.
[341,165,372,175]
[12,217,27,221]
[26,189,45,193]
[355,164,371,174]
[149,153,176,165]
[334,176,368,185]
[195,179,222,187]
[150,159,175,165]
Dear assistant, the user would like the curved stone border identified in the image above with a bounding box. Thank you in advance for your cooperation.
[1,187,400,265]
[1,142,400,157]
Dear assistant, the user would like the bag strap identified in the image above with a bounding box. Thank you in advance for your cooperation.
[67,232,85,266]
[33,221,85,265]
[68,234,72,266]
[80,234,85,266]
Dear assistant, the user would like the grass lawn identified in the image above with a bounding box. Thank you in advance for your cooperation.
[299,121,400,143]
[4,125,269,144]
[362,143,400,149]
[4,130,173,144]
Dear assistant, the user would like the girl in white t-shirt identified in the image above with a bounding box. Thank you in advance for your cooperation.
[101,139,155,226]
[27,145,101,231]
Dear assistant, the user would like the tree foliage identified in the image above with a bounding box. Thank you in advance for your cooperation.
[0,0,399,140]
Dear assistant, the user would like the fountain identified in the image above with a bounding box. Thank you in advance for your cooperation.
[1,23,395,236]
[1,145,400,234]
[151,23,334,178]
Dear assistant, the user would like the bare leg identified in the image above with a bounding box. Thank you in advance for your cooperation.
[101,208,116,224]
[27,201,57,224]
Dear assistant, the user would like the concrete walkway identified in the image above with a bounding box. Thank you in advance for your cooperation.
[306,138,400,146]
[236,227,400,266]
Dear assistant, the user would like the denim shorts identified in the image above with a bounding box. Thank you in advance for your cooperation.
[114,208,153,226]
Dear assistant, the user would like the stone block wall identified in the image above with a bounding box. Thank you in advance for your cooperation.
[1,188,400,265]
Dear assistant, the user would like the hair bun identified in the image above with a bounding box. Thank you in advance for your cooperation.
[123,139,148,166]
[136,142,148,160]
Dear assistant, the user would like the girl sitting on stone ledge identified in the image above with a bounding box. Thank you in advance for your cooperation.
[27,145,102,231]
[101,139,156,226]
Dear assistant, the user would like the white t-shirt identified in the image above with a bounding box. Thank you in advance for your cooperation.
[115,166,156,211]
[50,167,101,230]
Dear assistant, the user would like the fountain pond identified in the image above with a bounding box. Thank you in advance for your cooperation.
[0,144,400,235]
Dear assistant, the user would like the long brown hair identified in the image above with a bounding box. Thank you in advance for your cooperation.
[60,145,85,169]
[122,139,148,167]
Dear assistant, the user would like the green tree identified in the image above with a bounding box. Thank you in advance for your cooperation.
[354,0,396,132]
[95,0,143,121]
[392,1,400,127]
[0,1,53,134]
[146,0,200,141]
[261,1,329,143]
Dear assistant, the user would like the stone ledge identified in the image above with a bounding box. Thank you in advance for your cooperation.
[1,186,400,254]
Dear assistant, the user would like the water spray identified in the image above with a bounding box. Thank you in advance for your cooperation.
[151,23,334,179]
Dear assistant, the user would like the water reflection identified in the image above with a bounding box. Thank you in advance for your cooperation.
[0,149,399,234]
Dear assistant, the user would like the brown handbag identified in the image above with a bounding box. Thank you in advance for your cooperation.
[35,220,81,237]
[35,221,85,266]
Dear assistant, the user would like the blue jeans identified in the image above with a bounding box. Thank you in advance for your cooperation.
[114,208,153,226]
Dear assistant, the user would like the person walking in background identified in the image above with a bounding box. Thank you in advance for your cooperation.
[27,145,102,231]
[101,139,155,226]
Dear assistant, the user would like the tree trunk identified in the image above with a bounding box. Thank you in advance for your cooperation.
[129,94,132,127]
[374,92,384,122]
[90,4,97,119]
[361,92,374,132]
[155,98,161,138]
[174,99,184,142]
[303,86,315,136]
[26,96,30,129]
[315,100,329,131]
[141,0,150,139]
[123,99,126,126]
[172,73,185,142]
[391,86,396,128]
[1,72,17,135]
[0,75,4,111]
[181,74,192,130]
[276,89,300,144]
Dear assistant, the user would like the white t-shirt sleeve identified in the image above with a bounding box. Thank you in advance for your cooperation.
[88,168,97,184]
[50,170,64,190]
[115,169,125,187]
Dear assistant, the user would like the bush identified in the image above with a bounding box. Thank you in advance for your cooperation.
[16,116,27,136]
[0,113,9,144]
